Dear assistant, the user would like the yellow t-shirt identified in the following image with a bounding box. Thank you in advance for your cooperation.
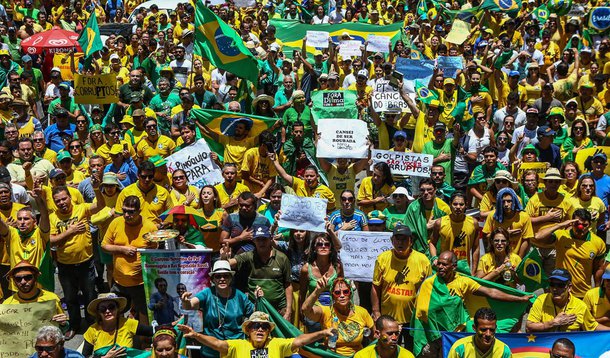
[437,89,458,129]
[438,215,478,265]
[170,185,200,208]
[356,176,395,214]
[214,182,250,214]
[241,147,277,194]
[136,135,176,161]
[525,192,574,249]
[327,164,357,204]
[96,140,136,164]
[224,338,296,358]
[66,170,86,187]
[199,208,225,252]
[49,203,93,264]
[0,203,26,265]
[101,217,158,287]
[528,293,598,331]
[412,111,435,154]
[554,229,606,298]
[583,287,610,320]
[83,317,139,351]
[354,345,415,358]
[477,253,522,276]
[3,289,64,316]
[372,250,431,323]
[447,335,512,358]
[115,183,172,225]
[569,196,607,232]
[43,185,84,213]
[292,177,336,212]
[8,226,48,270]
[319,305,374,357]
[218,136,257,173]
[38,148,58,164]
[482,211,534,255]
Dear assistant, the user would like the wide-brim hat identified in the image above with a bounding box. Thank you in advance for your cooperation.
[242,311,276,334]
[486,170,518,188]
[542,168,566,183]
[252,94,275,108]
[6,260,40,278]
[209,260,235,277]
[87,293,128,316]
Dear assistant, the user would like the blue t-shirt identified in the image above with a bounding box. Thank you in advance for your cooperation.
[194,287,255,358]
[328,209,368,231]
[595,174,610,223]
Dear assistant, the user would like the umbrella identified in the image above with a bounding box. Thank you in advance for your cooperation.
[21,29,82,55]
[160,205,206,227]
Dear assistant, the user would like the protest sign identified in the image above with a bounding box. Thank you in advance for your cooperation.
[311,90,359,122]
[589,7,610,32]
[436,56,464,79]
[52,52,83,81]
[338,231,392,282]
[372,149,433,177]
[74,73,119,104]
[0,300,56,357]
[166,139,224,188]
[233,0,255,7]
[576,147,610,176]
[515,162,547,181]
[141,249,212,330]
[317,118,369,158]
[306,31,330,48]
[445,19,471,45]
[278,194,327,232]
[367,34,391,53]
[395,58,435,84]
[339,40,362,58]
[371,91,408,113]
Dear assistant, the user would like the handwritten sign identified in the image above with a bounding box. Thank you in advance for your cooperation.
[372,149,433,177]
[306,31,330,48]
[576,146,610,176]
[0,300,56,358]
[339,40,362,58]
[436,56,464,79]
[74,73,119,104]
[371,91,407,113]
[165,139,223,188]
[395,58,435,84]
[317,118,369,158]
[445,19,471,45]
[516,162,547,181]
[367,34,390,53]
[338,231,393,282]
[278,194,327,232]
[52,52,83,81]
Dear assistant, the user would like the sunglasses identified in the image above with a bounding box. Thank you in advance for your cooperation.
[33,138,44,142]
[14,274,34,282]
[250,322,271,330]
[340,196,354,202]
[431,172,444,176]
[213,273,232,280]
[573,127,584,131]
[549,281,568,288]
[122,208,138,214]
[35,345,57,353]
[140,174,154,180]
[109,131,121,135]
[316,242,331,248]
[69,145,81,149]
[333,289,350,297]
[173,175,186,180]
[98,303,117,312]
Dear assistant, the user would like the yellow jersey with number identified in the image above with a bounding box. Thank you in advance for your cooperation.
[50,204,93,264]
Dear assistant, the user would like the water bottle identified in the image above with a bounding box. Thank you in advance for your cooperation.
[503,262,513,283]
[328,317,339,349]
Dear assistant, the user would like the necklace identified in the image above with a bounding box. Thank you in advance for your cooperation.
[215,291,230,330]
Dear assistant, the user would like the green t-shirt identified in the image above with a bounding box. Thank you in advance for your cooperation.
[149,92,182,135]
[283,105,313,139]
[382,206,408,231]
[234,249,291,309]
[18,67,43,95]
[48,97,79,116]
[422,138,455,185]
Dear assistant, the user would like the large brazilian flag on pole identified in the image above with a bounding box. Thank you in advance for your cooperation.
[194,2,259,84]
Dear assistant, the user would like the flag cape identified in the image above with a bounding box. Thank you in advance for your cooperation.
[194,2,259,84]
[310,90,359,123]
[404,198,447,258]
[77,12,103,60]
[269,19,403,58]
[190,109,277,160]
[479,0,522,17]
[257,298,346,358]
[442,331,610,358]
[94,346,150,358]
[38,244,54,292]
[516,248,548,292]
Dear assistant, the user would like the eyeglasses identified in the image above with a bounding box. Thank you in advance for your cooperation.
[173,175,186,180]
[497,137,508,141]
[69,145,81,149]
[140,174,154,180]
[35,345,57,353]
[33,138,44,142]
[340,196,354,202]
[333,289,351,297]
[316,242,331,248]
[122,208,138,214]
[250,322,271,331]
[98,303,117,312]
[146,124,157,129]
[14,274,34,282]
[213,273,232,280]
[76,120,87,123]
[573,127,585,131]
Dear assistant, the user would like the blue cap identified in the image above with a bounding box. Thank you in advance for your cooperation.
[393,130,407,139]
[549,268,571,282]
[58,82,70,90]
[434,25,444,32]
[537,125,555,137]
[21,55,32,63]
[252,226,271,239]
[509,70,520,77]
[593,152,608,163]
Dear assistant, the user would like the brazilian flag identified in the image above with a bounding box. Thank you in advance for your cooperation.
[417,0,429,19]
[194,1,259,84]
[534,4,550,24]
[414,80,439,104]
[516,249,548,292]
[38,245,54,292]
[480,0,522,17]
[77,12,103,61]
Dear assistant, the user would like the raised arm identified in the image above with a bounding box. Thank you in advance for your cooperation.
[177,325,229,356]
[301,276,327,323]
[268,152,294,185]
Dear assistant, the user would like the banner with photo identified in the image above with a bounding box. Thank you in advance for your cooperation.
[310,90,359,122]
[141,249,212,330]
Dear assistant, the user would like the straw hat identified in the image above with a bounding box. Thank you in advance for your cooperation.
[486,170,518,188]
[242,311,276,334]
[252,94,275,108]
[542,168,566,183]
[87,293,128,316]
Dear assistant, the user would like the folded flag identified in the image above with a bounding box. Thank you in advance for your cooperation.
[516,248,548,292]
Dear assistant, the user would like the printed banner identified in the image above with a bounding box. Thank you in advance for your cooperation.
[0,300,56,358]
[74,73,119,104]
[436,56,464,79]
[589,7,610,32]
[339,40,362,58]
[52,52,83,81]
[372,149,433,177]
[445,19,471,45]
[395,57,435,84]
[442,331,610,358]
[338,231,392,282]
[306,31,330,48]
[141,249,212,330]
[311,90,359,122]
[367,34,391,53]
[371,91,408,113]
[317,118,369,159]
[270,19,402,58]
[575,146,610,176]
[278,194,327,232]
[515,162,547,181]
[165,139,224,188]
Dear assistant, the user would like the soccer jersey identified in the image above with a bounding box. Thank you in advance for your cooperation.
[447,335,511,358]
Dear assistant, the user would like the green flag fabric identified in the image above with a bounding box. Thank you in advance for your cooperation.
[310,90,359,123]
[534,4,550,24]
[414,80,439,104]
[77,13,103,60]
[417,0,429,19]
[37,244,54,292]
[516,248,548,292]
[479,0,522,17]
[194,1,259,84]
[94,346,150,358]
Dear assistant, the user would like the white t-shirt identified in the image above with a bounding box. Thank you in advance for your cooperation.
[511,125,539,158]
[493,107,527,131]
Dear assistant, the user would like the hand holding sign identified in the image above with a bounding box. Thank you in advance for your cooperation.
[306,31,330,48]
[278,194,327,232]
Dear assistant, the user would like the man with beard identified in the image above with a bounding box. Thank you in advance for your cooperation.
[220,192,270,253]
[11,98,41,138]
[49,173,105,333]
[355,315,415,357]
[149,77,181,136]
[527,268,607,332]
[135,118,175,163]
[371,225,430,348]
[0,50,19,88]
[171,212,205,249]
[214,163,250,213]
[200,118,255,175]
[169,45,191,87]
[430,165,456,203]
[7,137,54,187]
[447,308,511,358]
[118,70,154,109]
